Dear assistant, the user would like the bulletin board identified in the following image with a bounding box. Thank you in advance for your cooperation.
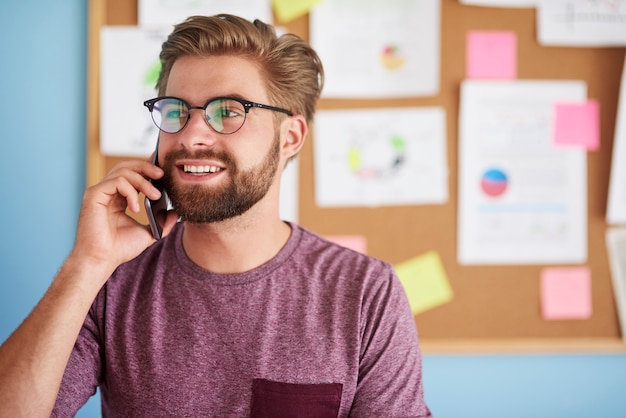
[86,0,626,352]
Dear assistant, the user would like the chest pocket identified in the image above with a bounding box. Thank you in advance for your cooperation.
[250,378,343,418]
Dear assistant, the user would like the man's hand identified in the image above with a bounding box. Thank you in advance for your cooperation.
[70,160,175,282]
[0,158,177,417]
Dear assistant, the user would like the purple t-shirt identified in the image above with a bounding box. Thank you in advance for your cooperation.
[53,223,431,417]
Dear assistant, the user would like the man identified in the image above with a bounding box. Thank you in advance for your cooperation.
[0,14,431,417]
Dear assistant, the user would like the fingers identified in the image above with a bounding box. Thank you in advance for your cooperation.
[105,176,144,213]
[160,210,180,238]
[73,159,169,270]
[98,160,164,207]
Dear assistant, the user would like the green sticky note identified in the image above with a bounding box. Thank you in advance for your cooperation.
[395,251,453,315]
[272,0,321,23]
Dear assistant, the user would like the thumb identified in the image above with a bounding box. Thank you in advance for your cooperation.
[160,211,180,238]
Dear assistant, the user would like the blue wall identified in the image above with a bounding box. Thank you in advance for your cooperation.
[1,2,626,417]
[0,1,99,416]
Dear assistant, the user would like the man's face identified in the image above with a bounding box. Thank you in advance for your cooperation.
[158,55,284,224]
[161,133,280,224]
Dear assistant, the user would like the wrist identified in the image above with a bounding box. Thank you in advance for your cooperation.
[57,252,116,297]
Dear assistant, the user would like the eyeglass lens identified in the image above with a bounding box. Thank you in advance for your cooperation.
[150,98,247,134]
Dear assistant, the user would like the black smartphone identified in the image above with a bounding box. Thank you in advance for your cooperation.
[144,145,171,240]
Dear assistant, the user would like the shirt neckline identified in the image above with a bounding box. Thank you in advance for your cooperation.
[170,221,302,286]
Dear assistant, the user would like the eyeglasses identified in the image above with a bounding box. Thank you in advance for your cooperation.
[143,96,293,135]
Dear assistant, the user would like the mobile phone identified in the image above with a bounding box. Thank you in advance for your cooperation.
[144,146,171,240]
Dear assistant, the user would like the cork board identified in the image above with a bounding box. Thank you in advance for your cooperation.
[87,0,626,351]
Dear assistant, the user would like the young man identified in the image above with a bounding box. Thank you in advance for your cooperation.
[0,14,431,417]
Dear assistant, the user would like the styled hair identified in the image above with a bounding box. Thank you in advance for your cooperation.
[156,14,324,123]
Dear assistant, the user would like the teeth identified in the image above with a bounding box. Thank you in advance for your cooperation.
[184,165,222,173]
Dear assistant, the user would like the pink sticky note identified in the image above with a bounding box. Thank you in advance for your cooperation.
[553,100,600,151]
[324,235,367,254]
[466,30,517,79]
[540,267,592,320]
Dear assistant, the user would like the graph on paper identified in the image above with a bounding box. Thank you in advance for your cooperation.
[538,0,626,46]
[313,107,448,208]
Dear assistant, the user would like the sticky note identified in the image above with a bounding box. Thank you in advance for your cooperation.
[540,267,592,320]
[466,30,517,79]
[395,251,453,315]
[325,235,367,254]
[273,0,321,23]
[553,100,600,150]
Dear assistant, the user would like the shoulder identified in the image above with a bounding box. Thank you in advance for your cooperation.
[289,223,396,288]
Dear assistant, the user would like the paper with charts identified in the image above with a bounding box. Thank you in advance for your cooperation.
[313,107,447,208]
[138,0,272,27]
[606,228,626,341]
[460,0,536,7]
[100,26,169,157]
[309,0,440,98]
[457,80,587,265]
[537,0,626,47]
[607,54,626,224]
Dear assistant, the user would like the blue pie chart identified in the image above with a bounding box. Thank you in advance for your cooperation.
[481,168,508,197]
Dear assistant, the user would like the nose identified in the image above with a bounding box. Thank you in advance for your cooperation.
[177,107,219,149]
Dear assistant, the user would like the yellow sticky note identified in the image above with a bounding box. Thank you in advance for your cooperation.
[395,251,453,315]
[272,0,321,23]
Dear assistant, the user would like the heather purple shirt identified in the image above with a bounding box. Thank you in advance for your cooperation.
[53,223,431,417]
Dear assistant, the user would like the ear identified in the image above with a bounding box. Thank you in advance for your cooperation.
[280,114,308,160]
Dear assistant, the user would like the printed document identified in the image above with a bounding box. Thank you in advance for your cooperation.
[606,227,626,341]
[457,80,587,264]
[537,0,626,47]
[100,26,169,157]
[607,54,626,224]
[138,0,272,27]
[460,0,536,7]
[310,0,440,98]
[314,107,447,207]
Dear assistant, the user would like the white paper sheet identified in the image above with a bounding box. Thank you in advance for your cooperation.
[279,158,299,223]
[607,54,626,224]
[310,0,440,98]
[460,0,536,7]
[314,107,448,207]
[457,80,587,265]
[606,227,626,341]
[100,26,169,157]
[537,0,626,47]
[138,0,273,27]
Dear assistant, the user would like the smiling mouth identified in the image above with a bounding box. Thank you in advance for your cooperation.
[182,165,224,174]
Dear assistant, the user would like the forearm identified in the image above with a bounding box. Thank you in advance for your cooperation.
[0,257,110,417]
[0,160,164,416]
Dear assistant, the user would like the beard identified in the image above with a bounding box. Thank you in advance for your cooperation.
[161,135,281,224]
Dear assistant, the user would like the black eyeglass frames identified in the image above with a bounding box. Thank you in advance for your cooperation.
[143,96,293,135]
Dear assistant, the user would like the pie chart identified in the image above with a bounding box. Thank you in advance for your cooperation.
[481,168,508,197]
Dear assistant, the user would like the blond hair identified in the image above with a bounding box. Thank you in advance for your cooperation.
[156,14,324,124]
